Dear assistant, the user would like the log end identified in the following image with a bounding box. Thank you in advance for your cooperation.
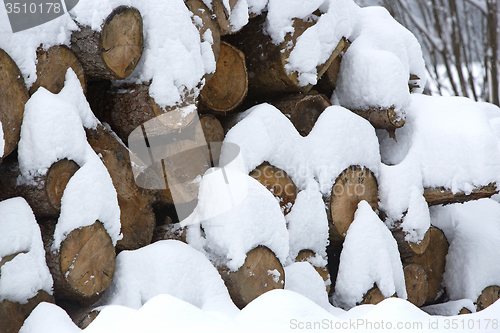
[476,285,500,311]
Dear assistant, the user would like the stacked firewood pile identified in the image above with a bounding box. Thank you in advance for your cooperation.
[0,1,498,331]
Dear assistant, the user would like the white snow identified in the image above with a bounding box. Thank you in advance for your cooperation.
[19,302,81,333]
[17,70,121,249]
[332,201,406,309]
[378,94,500,223]
[0,197,53,303]
[96,240,239,316]
[431,199,500,302]
[400,187,430,243]
[422,299,476,316]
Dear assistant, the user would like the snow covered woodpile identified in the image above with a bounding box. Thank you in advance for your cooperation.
[1,0,500,331]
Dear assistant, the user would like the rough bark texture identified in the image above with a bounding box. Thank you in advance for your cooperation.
[249,162,299,215]
[0,48,29,158]
[0,156,79,218]
[349,106,405,134]
[218,246,285,309]
[406,226,449,305]
[70,6,143,80]
[86,124,156,252]
[404,263,429,307]
[40,220,116,306]
[476,285,500,311]
[295,249,330,294]
[423,183,498,206]
[392,225,431,260]
[0,290,54,333]
[315,38,350,97]
[328,165,378,244]
[225,14,343,98]
[270,90,332,136]
[199,41,248,113]
[30,45,86,95]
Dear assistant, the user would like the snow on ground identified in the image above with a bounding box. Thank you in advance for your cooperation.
[0,197,53,303]
[430,199,500,302]
[332,201,406,309]
[17,70,121,249]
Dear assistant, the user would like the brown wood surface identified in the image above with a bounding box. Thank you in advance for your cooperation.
[404,263,428,307]
[476,285,500,311]
[349,106,405,134]
[423,183,498,206]
[315,38,350,96]
[211,0,239,35]
[392,226,431,260]
[199,114,225,164]
[295,249,330,294]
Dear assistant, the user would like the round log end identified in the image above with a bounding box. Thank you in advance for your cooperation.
[45,159,80,212]
[295,249,330,294]
[387,107,405,128]
[404,263,428,307]
[476,285,500,311]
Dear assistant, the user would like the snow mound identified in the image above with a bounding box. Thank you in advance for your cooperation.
[284,262,331,311]
[97,240,239,315]
[379,94,500,223]
[332,201,406,309]
[0,197,53,303]
[19,302,80,333]
[431,199,500,302]
[18,70,121,249]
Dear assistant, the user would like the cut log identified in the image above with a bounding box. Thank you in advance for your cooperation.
[423,183,498,206]
[40,220,116,306]
[217,246,285,309]
[0,48,29,158]
[199,114,225,164]
[315,38,350,97]
[151,223,187,244]
[225,15,345,98]
[361,285,395,305]
[29,45,86,95]
[295,249,330,294]
[0,290,54,333]
[249,162,299,215]
[0,157,79,218]
[392,225,431,260]
[404,263,429,307]
[348,106,405,134]
[210,0,240,35]
[476,285,500,311]
[459,307,472,315]
[406,226,449,305]
[185,0,221,83]
[328,165,378,244]
[64,305,101,329]
[86,124,156,252]
[199,41,248,113]
[270,90,332,136]
[409,74,421,93]
[70,6,143,80]
[86,81,197,143]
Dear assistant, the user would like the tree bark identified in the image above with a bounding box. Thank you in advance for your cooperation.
[423,183,498,206]
[225,14,344,98]
[328,165,378,244]
[295,249,330,294]
[217,246,285,309]
[0,290,54,333]
[249,162,299,215]
[406,226,449,305]
[404,263,428,307]
[86,124,156,252]
[314,38,350,97]
[270,90,332,136]
[348,106,405,135]
[0,48,29,158]
[29,45,86,95]
[0,157,79,218]
[70,6,143,80]
[40,220,115,307]
[476,285,500,311]
[199,41,248,113]
[392,225,431,260]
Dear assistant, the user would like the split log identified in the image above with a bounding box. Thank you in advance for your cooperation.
[86,81,197,143]
[199,114,225,164]
[0,48,29,158]
[361,285,396,305]
[295,249,330,294]
[315,38,350,97]
[225,15,345,98]
[406,226,449,305]
[423,183,498,206]
[392,226,431,260]
[328,165,378,244]
[217,246,285,309]
[86,124,156,252]
[348,106,405,135]
[199,41,247,113]
[476,285,500,311]
[40,220,116,306]
[0,157,79,218]
[249,162,299,215]
[70,6,143,80]
[185,0,221,83]
[29,45,86,95]
[0,290,54,333]
[404,263,429,307]
[270,90,331,136]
